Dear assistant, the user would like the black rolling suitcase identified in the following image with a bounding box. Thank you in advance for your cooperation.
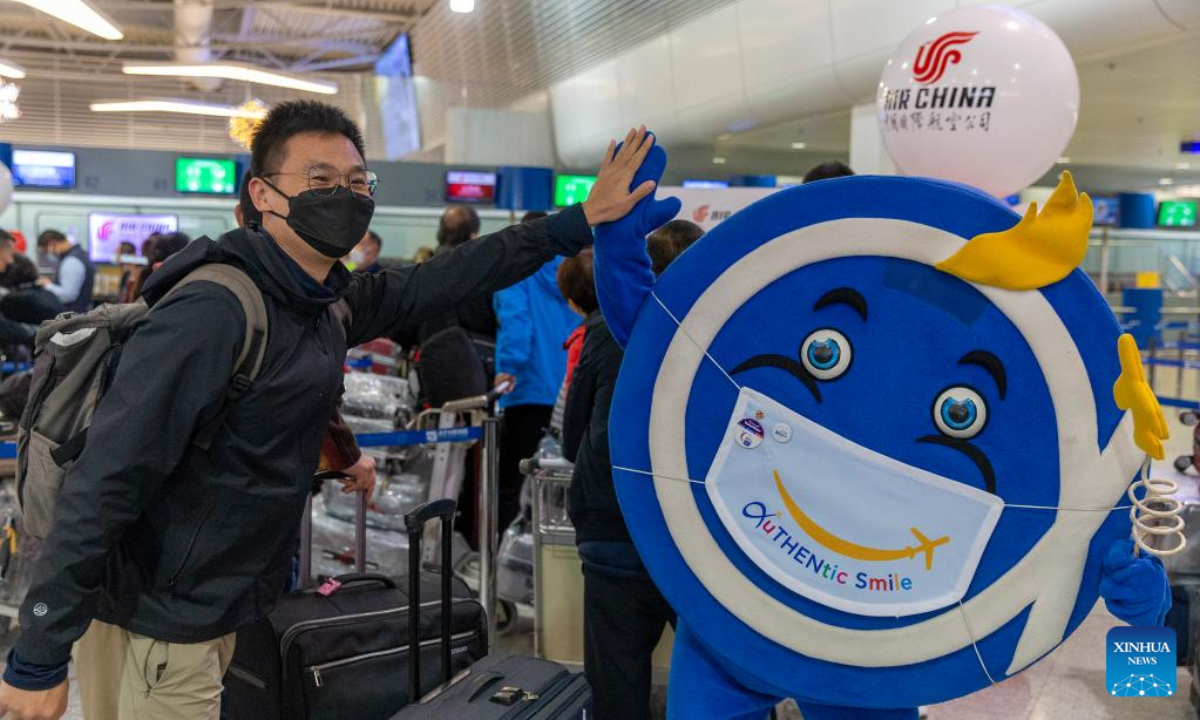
[224,483,487,720]
[393,500,593,719]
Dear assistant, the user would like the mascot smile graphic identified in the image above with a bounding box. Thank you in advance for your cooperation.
[592,137,1176,719]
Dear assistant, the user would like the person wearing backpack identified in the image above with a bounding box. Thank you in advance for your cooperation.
[0,103,662,720]
[234,167,376,509]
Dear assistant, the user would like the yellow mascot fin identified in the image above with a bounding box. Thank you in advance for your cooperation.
[1113,333,1169,460]
[936,171,1093,291]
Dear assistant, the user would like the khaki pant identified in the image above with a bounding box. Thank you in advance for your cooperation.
[72,620,236,720]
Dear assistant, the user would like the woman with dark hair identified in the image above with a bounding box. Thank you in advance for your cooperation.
[0,253,62,328]
[562,221,703,720]
[129,232,192,302]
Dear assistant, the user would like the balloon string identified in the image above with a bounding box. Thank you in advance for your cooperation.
[650,292,742,391]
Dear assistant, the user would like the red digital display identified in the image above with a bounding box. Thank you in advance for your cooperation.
[446,170,496,203]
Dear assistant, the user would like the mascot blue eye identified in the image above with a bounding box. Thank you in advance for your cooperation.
[801,329,852,380]
[933,387,988,439]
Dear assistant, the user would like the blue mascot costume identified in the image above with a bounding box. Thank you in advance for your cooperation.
[591,135,1174,719]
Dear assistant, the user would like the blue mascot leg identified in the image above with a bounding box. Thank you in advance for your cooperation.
[794,701,919,720]
[668,620,781,720]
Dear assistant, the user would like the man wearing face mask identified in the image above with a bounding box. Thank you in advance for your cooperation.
[0,101,661,720]
[350,230,384,273]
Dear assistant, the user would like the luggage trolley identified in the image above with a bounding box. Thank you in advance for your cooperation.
[314,326,508,647]
[525,452,674,678]
[313,377,505,584]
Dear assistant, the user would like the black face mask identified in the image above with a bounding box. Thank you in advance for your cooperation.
[261,178,375,259]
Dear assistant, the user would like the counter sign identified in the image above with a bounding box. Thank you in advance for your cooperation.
[1106,626,1175,697]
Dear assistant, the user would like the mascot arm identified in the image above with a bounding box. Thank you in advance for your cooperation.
[593,139,681,348]
[1100,537,1172,626]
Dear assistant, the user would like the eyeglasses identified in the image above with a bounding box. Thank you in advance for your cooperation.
[263,163,379,197]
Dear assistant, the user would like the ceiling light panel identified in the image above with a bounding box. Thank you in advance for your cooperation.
[13,0,123,40]
[90,99,269,119]
[122,62,338,95]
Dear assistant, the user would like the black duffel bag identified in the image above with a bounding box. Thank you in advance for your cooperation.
[224,489,487,720]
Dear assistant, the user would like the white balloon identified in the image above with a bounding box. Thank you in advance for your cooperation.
[0,162,11,215]
[877,5,1079,198]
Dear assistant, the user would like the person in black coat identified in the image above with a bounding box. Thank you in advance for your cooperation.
[0,253,62,327]
[0,235,54,348]
[0,103,663,720]
[562,219,703,720]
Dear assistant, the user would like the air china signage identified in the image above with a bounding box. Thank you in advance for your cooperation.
[880,30,995,134]
[661,186,776,232]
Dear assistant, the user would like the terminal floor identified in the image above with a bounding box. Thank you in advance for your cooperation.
[491,603,1198,719]
[0,604,1194,720]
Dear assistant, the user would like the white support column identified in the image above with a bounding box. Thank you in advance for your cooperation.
[849,101,896,176]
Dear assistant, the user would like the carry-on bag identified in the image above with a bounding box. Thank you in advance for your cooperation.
[393,500,593,719]
[224,483,487,720]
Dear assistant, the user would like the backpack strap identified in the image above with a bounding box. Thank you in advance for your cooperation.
[160,264,269,450]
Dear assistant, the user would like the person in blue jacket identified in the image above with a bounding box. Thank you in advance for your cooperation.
[493,210,584,532]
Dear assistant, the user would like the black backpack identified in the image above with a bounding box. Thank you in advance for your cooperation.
[17,243,269,540]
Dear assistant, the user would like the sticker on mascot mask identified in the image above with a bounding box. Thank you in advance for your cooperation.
[735,418,764,449]
[704,388,1003,617]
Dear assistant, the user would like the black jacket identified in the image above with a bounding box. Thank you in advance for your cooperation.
[15,206,592,667]
[0,285,62,325]
[415,243,499,344]
[562,313,631,544]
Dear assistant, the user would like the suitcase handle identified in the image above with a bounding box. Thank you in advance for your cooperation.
[326,572,397,591]
[405,498,457,706]
[463,670,504,702]
[405,498,456,532]
[300,484,368,589]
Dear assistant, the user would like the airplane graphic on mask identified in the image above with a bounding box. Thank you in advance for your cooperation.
[772,470,950,571]
[591,135,1176,719]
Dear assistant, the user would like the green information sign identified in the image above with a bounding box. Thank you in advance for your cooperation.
[177,157,237,195]
[1158,200,1198,228]
[555,174,598,207]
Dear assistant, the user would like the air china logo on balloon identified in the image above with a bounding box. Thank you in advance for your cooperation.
[876,5,1080,199]
[913,31,978,84]
[880,29,995,135]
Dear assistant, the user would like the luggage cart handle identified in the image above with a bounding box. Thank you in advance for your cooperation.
[435,381,511,414]
[518,455,573,475]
